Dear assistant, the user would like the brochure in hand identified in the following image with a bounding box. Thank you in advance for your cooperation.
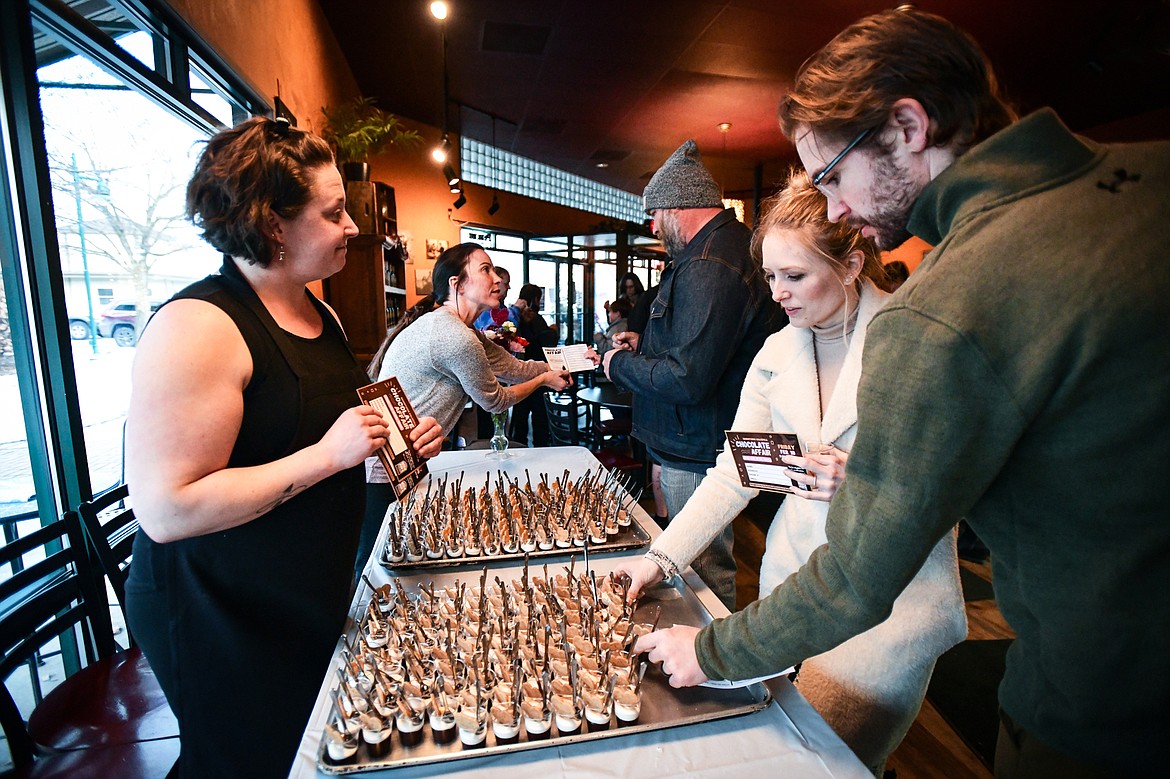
[356,377,428,500]
[542,344,596,373]
[724,431,810,494]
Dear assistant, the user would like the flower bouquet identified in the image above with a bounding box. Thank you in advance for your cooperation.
[483,317,529,354]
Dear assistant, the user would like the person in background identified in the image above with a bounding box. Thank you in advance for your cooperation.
[636,8,1169,777]
[472,265,517,329]
[510,283,559,446]
[594,296,632,356]
[616,271,644,309]
[355,243,576,573]
[604,139,786,611]
[624,281,668,526]
[882,259,909,290]
[472,265,518,438]
[616,170,965,774]
[123,116,442,777]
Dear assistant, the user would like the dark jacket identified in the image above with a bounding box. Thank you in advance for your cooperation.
[609,209,784,463]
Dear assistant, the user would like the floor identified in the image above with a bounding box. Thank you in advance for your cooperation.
[647,493,1015,778]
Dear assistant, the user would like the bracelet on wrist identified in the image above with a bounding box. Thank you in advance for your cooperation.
[646,548,680,580]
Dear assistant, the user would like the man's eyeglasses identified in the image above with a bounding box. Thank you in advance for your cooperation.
[811,127,875,191]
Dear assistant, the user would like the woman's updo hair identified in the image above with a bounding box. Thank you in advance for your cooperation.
[367,242,486,376]
[751,168,889,290]
[186,116,335,266]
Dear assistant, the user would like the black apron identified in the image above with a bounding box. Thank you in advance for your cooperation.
[126,259,369,777]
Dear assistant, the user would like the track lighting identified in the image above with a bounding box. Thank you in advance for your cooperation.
[432,134,450,163]
[443,163,461,193]
[487,193,500,216]
[453,189,467,209]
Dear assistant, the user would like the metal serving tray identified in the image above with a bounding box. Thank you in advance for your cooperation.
[317,563,771,774]
[378,519,650,570]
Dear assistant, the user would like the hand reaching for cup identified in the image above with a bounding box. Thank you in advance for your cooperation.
[611,556,665,603]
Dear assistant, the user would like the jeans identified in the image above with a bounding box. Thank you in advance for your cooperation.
[659,463,737,612]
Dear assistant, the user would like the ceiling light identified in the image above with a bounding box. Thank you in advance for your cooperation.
[487,193,500,216]
[453,189,467,209]
[429,2,449,21]
[443,163,461,191]
[595,162,609,168]
[717,122,732,133]
[431,134,450,163]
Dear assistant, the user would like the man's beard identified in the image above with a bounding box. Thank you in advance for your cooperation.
[853,152,918,250]
[659,212,689,257]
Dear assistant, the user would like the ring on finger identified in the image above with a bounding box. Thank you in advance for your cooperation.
[811,473,818,489]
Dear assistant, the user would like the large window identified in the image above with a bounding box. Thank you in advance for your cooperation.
[39,29,226,494]
[0,3,265,759]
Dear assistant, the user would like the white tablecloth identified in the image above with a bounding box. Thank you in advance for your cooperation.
[288,447,869,778]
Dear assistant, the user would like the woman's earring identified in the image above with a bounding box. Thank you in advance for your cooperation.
[278,243,285,262]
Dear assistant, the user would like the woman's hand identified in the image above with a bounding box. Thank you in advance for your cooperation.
[781,445,848,502]
[611,557,665,602]
[410,416,444,459]
[635,625,707,688]
[584,346,601,366]
[318,405,388,470]
[543,369,573,391]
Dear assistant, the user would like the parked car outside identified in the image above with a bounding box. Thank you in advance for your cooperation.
[68,316,93,340]
[97,300,162,347]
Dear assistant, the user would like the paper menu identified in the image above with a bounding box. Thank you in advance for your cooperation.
[724,431,810,494]
[542,344,595,373]
[356,377,429,500]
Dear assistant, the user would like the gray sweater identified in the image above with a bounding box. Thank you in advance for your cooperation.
[367,306,548,482]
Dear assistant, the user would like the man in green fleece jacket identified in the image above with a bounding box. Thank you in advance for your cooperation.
[637,8,1169,776]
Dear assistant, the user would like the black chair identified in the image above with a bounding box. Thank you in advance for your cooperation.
[75,484,134,639]
[0,512,179,777]
[38,484,181,752]
[543,391,587,446]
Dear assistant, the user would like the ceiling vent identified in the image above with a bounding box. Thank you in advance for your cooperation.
[521,117,565,135]
[589,149,630,162]
[482,21,551,56]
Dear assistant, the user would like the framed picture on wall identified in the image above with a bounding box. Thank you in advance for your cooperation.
[425,238,448,259]
[415,268,433,296]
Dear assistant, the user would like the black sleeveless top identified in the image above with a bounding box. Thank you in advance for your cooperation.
[125,258,370,776]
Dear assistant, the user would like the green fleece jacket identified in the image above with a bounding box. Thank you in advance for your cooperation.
[695,110,1170,772]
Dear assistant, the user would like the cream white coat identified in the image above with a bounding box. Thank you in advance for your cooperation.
[652,282,967,769]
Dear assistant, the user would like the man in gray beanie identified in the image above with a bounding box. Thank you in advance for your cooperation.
[603,140,785,611]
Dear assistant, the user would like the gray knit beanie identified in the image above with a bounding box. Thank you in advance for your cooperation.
[642,140,723,213]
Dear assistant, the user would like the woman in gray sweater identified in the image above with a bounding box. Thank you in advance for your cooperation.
[355,243,573,571]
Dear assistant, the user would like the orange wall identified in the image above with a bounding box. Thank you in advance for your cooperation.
[167,0,359,129]
[883,235,932,274]
[172,0,925,288]
[165,1,621,305]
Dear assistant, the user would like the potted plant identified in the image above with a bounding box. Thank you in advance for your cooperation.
[321,96,419,182]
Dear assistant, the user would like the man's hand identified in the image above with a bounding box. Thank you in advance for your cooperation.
[611,331,640,352]
[635,625,707,687]
[603,346,620,380]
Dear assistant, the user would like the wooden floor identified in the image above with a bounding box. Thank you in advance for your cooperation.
[648,494,1015,778]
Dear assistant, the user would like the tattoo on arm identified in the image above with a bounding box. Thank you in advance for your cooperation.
[256,483,308,515]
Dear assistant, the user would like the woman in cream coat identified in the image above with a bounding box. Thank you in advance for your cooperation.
[616,172,966,774]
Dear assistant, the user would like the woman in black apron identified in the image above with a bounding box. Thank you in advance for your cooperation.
[123,117,441,777]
